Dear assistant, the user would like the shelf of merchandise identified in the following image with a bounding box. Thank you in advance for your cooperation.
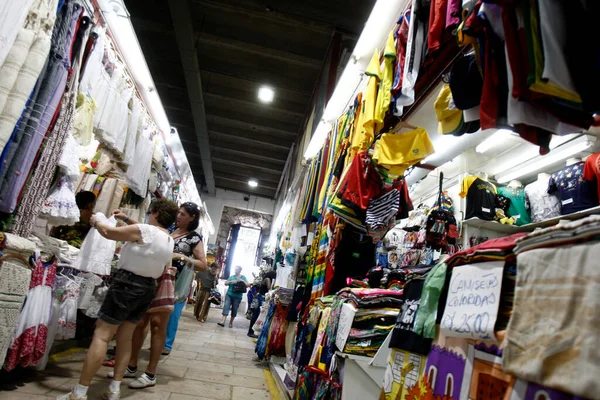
[461,205,600,234]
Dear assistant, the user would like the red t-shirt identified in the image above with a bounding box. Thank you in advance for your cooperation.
[583,152,600,200]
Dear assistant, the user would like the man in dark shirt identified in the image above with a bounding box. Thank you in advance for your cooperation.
[50,191,97,248]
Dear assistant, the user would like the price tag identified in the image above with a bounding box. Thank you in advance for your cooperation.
[562,198,573,206]
[440,261,503,340]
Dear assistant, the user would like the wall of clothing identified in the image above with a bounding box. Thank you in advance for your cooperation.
[0,0,188,238]
[258,0,600,398]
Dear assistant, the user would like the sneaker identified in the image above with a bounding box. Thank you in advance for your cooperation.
[102,388,120,400]
[129,373,157,389]
[56,392,87,400]
[107,369,137,379]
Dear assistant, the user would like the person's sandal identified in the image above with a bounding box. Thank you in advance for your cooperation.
[217,322,225,327]
[228,323,233,328]
[161,349,170,356]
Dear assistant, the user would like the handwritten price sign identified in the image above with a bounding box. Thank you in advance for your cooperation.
[440,261,503,340]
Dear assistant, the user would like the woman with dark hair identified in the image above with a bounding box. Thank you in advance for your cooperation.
[162,202,207,356]
[57,199,178,400]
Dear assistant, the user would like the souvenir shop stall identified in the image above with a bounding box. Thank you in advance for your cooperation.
[0,0,209,373]
[258,0,600,399]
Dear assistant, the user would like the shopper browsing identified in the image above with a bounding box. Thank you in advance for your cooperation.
[194,262,220,322]
[104,208,177,390]
[57,199,178,400]
[162,202,207,355]
[218,265,251,328]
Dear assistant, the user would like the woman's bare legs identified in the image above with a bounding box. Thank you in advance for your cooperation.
[79,320,120,386]
[146,312,171,374]
[128,314,151,369]
[112,321,138,382]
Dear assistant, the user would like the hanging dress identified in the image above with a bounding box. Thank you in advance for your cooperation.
[56,278,80,340]
[40,176,80,226]
[4,255,57,371]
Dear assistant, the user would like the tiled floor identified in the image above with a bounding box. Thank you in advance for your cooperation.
[0,306,273,400]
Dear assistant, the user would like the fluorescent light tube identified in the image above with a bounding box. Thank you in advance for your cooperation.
[304,120,330,159]
[303,0,410,159]
[496,136,595,183]
[475,129,515,154]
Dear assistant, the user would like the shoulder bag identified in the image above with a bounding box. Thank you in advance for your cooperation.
[174,256,194,303]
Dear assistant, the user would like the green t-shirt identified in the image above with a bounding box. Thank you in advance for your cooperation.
[226,275,248,299]
[498,186,531,226]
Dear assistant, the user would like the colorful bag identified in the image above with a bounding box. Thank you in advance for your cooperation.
[147,266,176,313]
[208,289,222,305]
[174,257,194,303]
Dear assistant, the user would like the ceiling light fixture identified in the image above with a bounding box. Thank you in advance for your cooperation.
[475,129,516,154]
[248,179,259,188]
[496,135,595,184]
[303,0,409,159]
[258,86,274,103]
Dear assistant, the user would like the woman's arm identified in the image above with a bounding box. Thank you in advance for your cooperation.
[191,241,207,272]
[92,219,143,242]
[112,209,139,225]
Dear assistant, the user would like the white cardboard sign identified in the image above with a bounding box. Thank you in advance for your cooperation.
[440,261,503,340]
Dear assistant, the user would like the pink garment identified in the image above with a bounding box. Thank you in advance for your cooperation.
[446,0,462,29]
[4,256,57,371]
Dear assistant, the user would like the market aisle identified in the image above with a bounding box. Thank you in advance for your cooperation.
[0,306,273,400]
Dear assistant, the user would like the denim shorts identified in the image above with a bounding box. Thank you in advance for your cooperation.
[222,294,243,318]
[99,269,156,325]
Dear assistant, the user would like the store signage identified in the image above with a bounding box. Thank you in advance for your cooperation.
[440,261,503,340]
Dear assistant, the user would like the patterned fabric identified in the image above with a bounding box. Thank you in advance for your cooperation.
[10,0,87,236]
[172,231,202,277]
[0,259,32,364]
[0,0,58,153]
[147,266,176,313]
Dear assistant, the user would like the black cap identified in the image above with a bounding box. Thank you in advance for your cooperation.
[449,53,483,110]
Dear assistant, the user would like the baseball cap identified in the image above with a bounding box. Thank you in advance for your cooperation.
[435,84,464,135]
[449,53,483,110]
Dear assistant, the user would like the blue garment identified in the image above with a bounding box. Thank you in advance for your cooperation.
[164,301,186,352]
[225,275,248,299]
[222,293,242,318]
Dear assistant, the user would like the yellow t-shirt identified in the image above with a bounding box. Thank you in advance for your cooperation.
[374,33,397,127]
[351,49,380,154]
[372,127,435,176]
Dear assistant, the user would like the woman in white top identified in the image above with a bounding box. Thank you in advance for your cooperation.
[59,199,178,400]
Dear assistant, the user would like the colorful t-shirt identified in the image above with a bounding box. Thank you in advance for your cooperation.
[498,186,531,226]
[548,162,599,215]
[459,176,497,220]
[226,275,248,299]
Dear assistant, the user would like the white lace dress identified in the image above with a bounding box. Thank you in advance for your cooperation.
[126,126,155,196]
[57,133,81,182]
[40,176,80,226]
[71,213,116,275]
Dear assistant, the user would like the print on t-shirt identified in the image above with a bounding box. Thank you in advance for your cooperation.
[548,162,599,215]
[460,176,497,220]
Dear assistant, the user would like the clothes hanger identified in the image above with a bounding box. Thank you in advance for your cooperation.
[393,120,418,132]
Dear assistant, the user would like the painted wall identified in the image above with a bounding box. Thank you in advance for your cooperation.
[203,188,276,245]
